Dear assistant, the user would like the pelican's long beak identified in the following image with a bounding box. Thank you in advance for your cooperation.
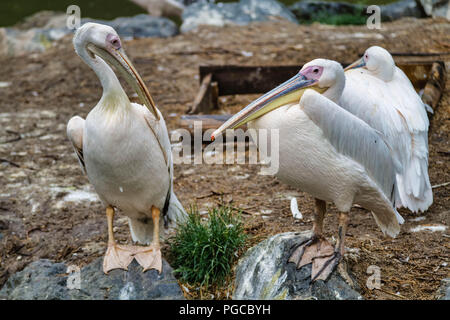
[87,43,159,120]
[211,73,320,140]
[344,57,366,72]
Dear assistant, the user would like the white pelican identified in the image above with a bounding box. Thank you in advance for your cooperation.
[342,46,433,213]
[67,23,186,274]
[211,59,404,281]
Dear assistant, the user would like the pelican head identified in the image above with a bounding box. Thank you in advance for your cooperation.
[344,46,395,81]
[211,59,345,140]
[73,23,158,118]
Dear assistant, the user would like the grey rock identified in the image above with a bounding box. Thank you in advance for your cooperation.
[417,0,449,19]
[233,231,363,300]
[290,1,365,21]
[380,0,424,22]
[0,28,51,57]
[181,0,297,33]
[290,0,426,23]
[178,0,200,6]
[82,14,178,39]
[130,0,186,17]
[436,278,450,300]
[0,257,184,300]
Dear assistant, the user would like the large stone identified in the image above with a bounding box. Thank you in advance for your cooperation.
[290,1,365,21]
[417,0,449,19]
[290,0,425,23]
[130,0,186,17]
[233,231,363,300]
[380,0,424,22]
[0,257,184,300]
[181,0,297,33]
[82,14,179,39]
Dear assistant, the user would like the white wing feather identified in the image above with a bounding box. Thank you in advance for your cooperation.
[67,116,86,174]
[301,90,399,202]
[136,103,186,225]
[340,68,432,212]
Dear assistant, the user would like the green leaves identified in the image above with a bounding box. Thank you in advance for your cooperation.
[168,205,247,289]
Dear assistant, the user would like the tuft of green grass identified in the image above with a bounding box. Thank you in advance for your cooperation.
[168,205,247,289]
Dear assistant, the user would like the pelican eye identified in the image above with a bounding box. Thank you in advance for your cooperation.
[313,68,319,74]
[107,34,121,50]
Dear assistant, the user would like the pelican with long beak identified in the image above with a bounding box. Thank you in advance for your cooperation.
[342,46,432,213]
[212,59,404,281]
[67,23,186,274]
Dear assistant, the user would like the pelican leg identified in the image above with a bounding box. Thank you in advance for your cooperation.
[103,206,135,274]
[133,206,162,273]
[289,199,335,270]
[311,211,349,282]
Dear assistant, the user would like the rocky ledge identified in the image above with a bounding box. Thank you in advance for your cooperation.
[0,257,184,300]
[233,231,363,300]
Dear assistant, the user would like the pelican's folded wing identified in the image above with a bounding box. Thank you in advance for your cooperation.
[300,89,400,202]
[341,69,432,212]
[67,116,86,174]
[136,103,187,225]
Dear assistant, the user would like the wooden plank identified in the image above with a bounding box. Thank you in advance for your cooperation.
[199,65,304,95]
[188,73,219,114]
[198,62,438,98]
[421,61,446,111]
[397,63,432,90]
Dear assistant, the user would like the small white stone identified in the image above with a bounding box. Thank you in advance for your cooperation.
[410,224,447,233]
[241,50,253,57]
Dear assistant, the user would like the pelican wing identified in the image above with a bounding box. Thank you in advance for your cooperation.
[340,68,432,211]
[300,90,399,201]
[389,68,432,210]
[136,103,186,224]
[67,116,86,174]
[136,103,171,168]
[340,70,411,166]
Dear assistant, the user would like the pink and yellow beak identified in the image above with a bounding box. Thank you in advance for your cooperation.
[211,72,321,141]
[344,57,366,72]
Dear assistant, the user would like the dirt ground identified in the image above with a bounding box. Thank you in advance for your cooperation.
[0,17,449,300]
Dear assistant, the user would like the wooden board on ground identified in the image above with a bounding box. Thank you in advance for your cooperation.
[186,61,446,131]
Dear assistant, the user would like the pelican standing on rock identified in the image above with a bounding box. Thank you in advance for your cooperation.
[342,46,432,213]
[67,23,186,274]
[212,59,404,281]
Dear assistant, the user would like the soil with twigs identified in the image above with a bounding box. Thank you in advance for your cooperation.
[0,17,449,300]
